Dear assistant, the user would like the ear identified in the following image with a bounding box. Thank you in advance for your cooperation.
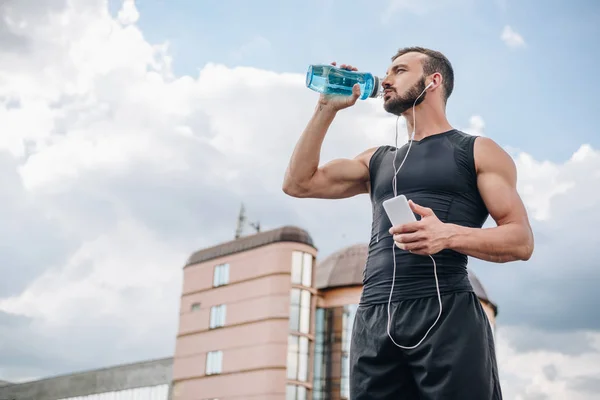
[428,72,443,90]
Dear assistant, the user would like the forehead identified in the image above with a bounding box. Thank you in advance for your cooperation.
[386,52,425,74]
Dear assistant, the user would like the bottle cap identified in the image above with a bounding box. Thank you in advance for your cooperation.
[370,76,384,98]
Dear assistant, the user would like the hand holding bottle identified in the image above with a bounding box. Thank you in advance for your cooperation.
[306,61,382,112]
[315,62,362,112]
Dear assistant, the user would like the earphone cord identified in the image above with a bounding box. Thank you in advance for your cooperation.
[386,85,443,350]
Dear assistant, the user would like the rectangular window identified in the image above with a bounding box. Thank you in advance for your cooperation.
[286,384,307,400]
[291,252,303,284]
[286,335,298,380]
[206,350,223,375]
[209,304,226,328]
[312,308,328,399]
[289,288,311,334]
[213,263,229,287]
[291,251,313,287]
[301,253,312,287]
[340,304,358,399]
[190,302,201,312]
[286,335,309,382]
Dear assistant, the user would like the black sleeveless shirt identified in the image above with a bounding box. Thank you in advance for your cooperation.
[361,129,489,305]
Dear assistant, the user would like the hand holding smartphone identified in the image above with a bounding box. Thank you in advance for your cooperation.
[382,195,416,227]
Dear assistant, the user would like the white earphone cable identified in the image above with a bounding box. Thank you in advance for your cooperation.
[386,82,443,349]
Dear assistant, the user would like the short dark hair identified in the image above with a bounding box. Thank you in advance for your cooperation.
[392,46,454,102]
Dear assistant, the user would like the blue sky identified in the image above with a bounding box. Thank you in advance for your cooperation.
[112,0,600,162]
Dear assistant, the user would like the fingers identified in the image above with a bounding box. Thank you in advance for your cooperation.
[341,64,358,71]
[331,61,358,71]
[408,200,434,217]
[389,221,420,235]
[395,240,427,253]
[350,83,361,101]
[326,61,360,108]
[393,232,422,244]
[341,83,361,107]
[407,248,429,256]
[393,232,425,251]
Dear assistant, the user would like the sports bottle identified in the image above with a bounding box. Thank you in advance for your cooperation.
[305,64,382,100]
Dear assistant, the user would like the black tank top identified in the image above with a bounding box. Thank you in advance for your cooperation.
[361,129,489,304]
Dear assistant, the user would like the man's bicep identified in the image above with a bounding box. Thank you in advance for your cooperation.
[319,157,369,183]
[475,138,528,226]
[477,169,525,226]
[309,153,371,198]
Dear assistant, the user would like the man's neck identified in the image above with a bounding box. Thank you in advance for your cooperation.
[403,105,453,141]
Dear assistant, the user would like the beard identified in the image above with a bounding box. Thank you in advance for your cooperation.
[383,76,427,116]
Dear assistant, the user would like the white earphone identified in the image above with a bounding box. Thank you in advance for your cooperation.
[386,77,442,350]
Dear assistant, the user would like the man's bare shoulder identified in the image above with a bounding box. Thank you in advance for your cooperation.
[352,146,381,195]
[354,146,382,169]
[473,136,515,174]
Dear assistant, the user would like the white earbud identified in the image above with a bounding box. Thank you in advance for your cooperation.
[426,81,434,90]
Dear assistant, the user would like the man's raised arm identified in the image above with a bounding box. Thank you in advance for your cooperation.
[282,75,375,200]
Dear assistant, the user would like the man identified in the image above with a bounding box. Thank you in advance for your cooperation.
[282,47,534,399]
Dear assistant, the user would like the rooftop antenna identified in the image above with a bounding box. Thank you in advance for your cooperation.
[235,203,246,239]
[235,203,261,238]
[249,220,261,233]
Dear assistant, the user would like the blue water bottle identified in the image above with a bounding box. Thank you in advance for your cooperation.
[306,64,382,100]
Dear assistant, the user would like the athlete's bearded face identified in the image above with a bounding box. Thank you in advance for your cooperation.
[383,75,427,116]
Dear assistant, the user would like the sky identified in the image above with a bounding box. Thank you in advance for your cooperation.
[0,0,599,399]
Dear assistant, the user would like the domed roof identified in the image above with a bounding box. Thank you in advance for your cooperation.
[315,243,367,290]
[185,225,314,267]
[315,243,497,314]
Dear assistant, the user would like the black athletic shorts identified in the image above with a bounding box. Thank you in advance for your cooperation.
[349,291,502,400]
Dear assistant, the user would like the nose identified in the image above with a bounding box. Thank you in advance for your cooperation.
[381,75,392,88]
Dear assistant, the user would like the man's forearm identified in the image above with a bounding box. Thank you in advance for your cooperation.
[283,105,337,188]
[446,223,534,263]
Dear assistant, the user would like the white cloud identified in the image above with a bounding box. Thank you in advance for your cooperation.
[464,114,486,136]
[117,0,139,25]
[496,327,600,400]
[514,143,599,221]
[0,2,599,399]
[0,217,185,325]
[501,25,527,49]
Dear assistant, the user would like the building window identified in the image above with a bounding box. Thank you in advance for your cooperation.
[289,288,311,334]
[190,302,201,311]
[340,304,358,399]
[213,263,229,287]
[287,335,309,382]
[291,251,313,287]
[206,350,223,375]
[286,384,307,400]
[312,308,329,399]
[209,304,226,328]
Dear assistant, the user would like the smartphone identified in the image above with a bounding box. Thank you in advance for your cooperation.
[382,195,416,226]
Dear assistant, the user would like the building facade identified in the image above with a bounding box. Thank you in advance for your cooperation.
[0,225,497,400]
[171,226,318,400]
